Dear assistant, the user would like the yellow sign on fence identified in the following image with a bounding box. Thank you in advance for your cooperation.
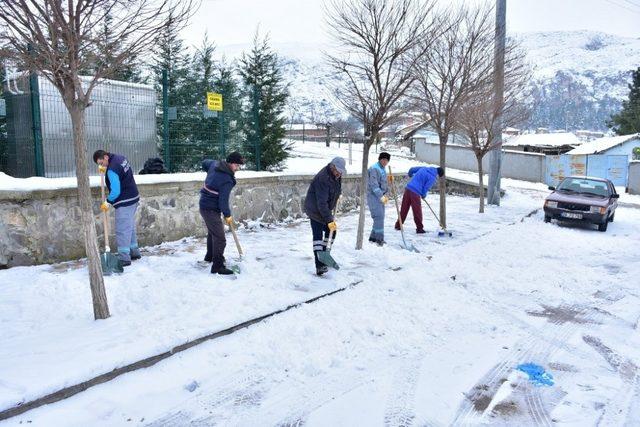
[206,92,223,111]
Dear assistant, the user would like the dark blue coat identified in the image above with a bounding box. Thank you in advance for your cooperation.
[199,160,236,217]
[105,153,139,209]
[304,164,341,224]
[406,166,438,198]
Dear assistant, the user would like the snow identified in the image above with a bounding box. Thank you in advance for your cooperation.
[1,184,640,425]
[504,132,581,148]
[567,133,640,155]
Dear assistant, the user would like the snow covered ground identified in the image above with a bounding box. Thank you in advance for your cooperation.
[2,180,640,425]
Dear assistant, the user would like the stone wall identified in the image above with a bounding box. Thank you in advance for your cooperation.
[0,173,485,267]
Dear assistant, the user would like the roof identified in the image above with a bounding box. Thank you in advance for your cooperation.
[285,124,322,131]
[566,133,640,155]
[504,132,580,148]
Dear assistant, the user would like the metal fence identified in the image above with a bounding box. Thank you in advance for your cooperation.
[1,72,157,178]
[159,70,247,173]
[0,69,262,178]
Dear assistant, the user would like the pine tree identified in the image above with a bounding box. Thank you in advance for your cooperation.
[608,67,640,135]
[239,32,290,170]
[214,59,243,153]
[94,12,145,83]
[151,13,194,171]
[151,13,191,106]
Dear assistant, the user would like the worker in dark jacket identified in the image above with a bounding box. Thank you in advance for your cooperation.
[200,151,244,275]
[93,150,140,266]
[395,166,444,233]
[304,157,344,276]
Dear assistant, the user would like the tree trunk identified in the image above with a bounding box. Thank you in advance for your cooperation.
[69,104,110,320]
[478,155,485,213]
[355,137,373,250]
[438,134,447,229]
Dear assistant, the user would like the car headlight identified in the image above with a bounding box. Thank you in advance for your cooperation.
[590,206,605,214]
[545,201,558,208]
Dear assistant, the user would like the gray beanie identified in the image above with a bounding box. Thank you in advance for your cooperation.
[330,157,347,176]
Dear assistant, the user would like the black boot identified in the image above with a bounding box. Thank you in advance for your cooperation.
[212,265,234,275]
[316,265,329,276]
[203,254,212,262]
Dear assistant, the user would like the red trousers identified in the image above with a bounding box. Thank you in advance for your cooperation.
[395,188,424,232]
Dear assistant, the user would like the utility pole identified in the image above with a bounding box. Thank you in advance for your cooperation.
[488,0,506,206]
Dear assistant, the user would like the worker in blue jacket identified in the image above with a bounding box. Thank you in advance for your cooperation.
[94,150,140,266]
[395,166,444,233]
[367,152,391,245]
[200,151,244,275]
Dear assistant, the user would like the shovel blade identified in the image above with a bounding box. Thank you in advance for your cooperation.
[401,242,420,252]
[317,250,340,270]
[101,252,123,275]
[437,229,453,238]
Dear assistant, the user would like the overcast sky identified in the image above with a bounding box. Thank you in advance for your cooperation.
[183,0,640,48]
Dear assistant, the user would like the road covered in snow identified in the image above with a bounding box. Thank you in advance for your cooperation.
[1,183,640,426]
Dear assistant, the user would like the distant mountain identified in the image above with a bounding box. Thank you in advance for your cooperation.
[219,30,640,131]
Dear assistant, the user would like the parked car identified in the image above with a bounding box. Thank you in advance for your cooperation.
[543,176,619,232]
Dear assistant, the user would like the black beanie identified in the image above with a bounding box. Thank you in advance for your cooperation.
[437,167,444,177]
[226,151,244,165]
[378,152,391,161]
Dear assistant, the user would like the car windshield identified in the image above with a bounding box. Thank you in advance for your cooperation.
[557,178,609,196]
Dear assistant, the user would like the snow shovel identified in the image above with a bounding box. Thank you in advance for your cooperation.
[388,166,419,252]
[317,203,340,270]
[421,197,453,237]
[227,219,243,274]
[99,170,123,275]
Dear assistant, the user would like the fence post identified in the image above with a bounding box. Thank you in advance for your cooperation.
[28,45,45,177]
[252,84,261,171]
[219,89,225,159]
[162,69,171,172]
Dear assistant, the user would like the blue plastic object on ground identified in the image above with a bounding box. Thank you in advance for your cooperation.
[517,363,555,386]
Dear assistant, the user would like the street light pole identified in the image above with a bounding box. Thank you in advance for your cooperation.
[488,0,506,206]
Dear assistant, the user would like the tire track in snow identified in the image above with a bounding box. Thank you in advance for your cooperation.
[451,305,606,426]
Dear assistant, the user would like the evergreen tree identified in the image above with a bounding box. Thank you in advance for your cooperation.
[151,12,191,106]
[213,59,243,153]
[608,67,640,135]
[239,32,290,170]
[94,12,145,83]
[151,13,194,171]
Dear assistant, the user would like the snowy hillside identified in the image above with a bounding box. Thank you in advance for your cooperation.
[219,31,639,131]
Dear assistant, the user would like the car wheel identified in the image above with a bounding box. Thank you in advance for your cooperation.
[544,215,551,223]
[598,221,608,232]
[609,212,615,222]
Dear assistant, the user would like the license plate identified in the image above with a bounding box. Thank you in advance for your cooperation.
[561,212,582,219]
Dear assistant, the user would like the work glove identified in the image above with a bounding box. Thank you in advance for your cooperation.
[100,201,109,212]
[98,165,107,174]
[327,221,338,232]
[225,216,234,225]
[380,195,389,204]
[387,175,394,183]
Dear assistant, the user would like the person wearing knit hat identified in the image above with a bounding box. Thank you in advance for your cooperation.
[304,158,344,276]
[366,152,391,245]
[199,151,244,275]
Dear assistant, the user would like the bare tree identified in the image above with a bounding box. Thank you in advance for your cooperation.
[457,40,531,212]
[412,4,494,228]
[325,0,436,250]
[0,0,195,319]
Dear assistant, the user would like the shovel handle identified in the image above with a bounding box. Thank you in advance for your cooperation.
[99,172,111,252]
[228,220,244,257]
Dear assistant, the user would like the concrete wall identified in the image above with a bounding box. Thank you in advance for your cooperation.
[629,161,640,195]
[0,173,483,267]
[415,141,546,182]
